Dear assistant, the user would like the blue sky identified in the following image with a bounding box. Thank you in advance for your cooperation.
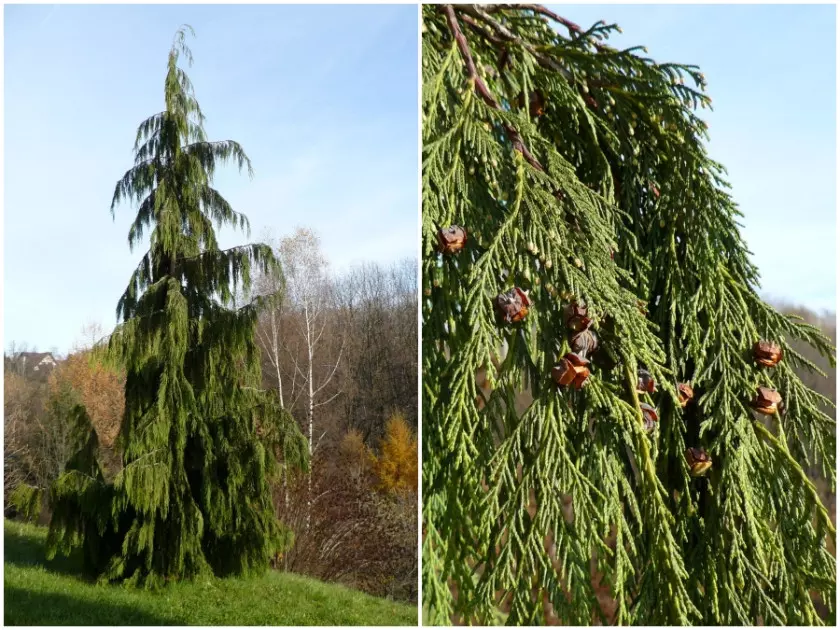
[4,3,418,353]
[553,3,836,314]
[3,4,836,354]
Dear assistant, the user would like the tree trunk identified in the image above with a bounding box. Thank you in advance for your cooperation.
[270,312,284,408]
[306,305,315,531]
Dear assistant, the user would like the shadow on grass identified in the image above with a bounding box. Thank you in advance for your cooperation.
[3,586,181,626]
[3,526,87,579]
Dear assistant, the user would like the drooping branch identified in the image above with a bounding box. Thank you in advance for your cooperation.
[752,419,836,536]
[423,4,836,624]
[442,4,544,172]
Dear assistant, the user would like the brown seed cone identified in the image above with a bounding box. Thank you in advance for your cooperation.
[436,225,467,254]
[677,383,694,407]
[640,403,659,431]
[493,287,531,324]
[552,353,590,389]
[637,369,656,394]
[753,340,783,368]
[516,89,546,117]
[570,329,598,359]
[564,303,592,332]
[750,387,782,415]
[650,183,661,199]
[685,447,712,477]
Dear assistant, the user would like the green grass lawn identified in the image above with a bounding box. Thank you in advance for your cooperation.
[4,519,416,625]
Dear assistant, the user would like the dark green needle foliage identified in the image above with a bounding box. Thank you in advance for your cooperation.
[47,26,307,587]
[422,5,835,625]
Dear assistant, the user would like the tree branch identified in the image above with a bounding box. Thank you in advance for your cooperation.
[459,5,574,80]
[507,4,582,35]
[313,390,342,409]
[752,420,836,537]
[442,4,545,172]
[313,343,344,397]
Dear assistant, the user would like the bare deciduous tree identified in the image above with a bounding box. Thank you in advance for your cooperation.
[4,364,75,521]
[278,228,344,528]
[334,259,417,441]
[248,229,417,597]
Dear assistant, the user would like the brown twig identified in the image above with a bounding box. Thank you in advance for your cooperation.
[509,4,582,35]
[442,4,544,172]
[443,4,600,202]
[489,3,612,53]
[442,6,495,107]
[461,5,603,117]
[460,13,507,49]
[458,5,573,81]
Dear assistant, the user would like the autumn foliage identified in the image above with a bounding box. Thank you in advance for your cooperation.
[339,413,419,494]
[370,413,418,494]
[49,350,124,448]
[277,415,418,601]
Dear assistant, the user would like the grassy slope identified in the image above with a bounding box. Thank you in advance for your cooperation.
[4,520,416,626]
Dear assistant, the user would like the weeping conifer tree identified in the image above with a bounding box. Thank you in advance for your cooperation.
[47,26,307,586]
[422,5,835,625]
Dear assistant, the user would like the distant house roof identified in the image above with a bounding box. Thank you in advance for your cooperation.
[6,352,58,380]
[19,352,56,364]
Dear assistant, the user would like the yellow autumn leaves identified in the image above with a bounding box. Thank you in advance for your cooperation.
[340,412,418,495]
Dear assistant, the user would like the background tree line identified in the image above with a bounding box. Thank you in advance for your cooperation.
[253,228,418,601]
[5,227,419,602]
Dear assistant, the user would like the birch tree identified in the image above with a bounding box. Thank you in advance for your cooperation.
[279,227,344,526]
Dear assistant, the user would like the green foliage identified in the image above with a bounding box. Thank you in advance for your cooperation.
[47,26,307,587]
[422,5,835,625]
[5,520,417,625]
[9,485,43,523]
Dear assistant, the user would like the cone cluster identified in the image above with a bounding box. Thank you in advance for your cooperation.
[439,223,787,482]
[551,302,597,390]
